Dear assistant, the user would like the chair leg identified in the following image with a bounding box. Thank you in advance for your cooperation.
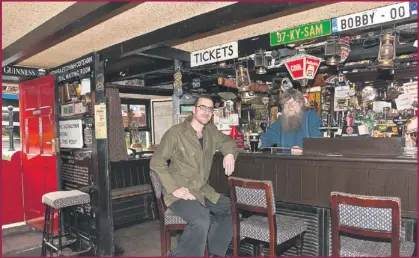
[233,232,240,256]
[161,230,168,257]
[258,243,265,256]
[204,244,209,257]
[296,234,303,256]
[269,242,275,257]
[166,231,172,253]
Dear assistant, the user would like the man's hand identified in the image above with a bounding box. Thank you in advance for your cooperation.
[172,187,196,200]
[291,146,303,155]
[223,154,235,176]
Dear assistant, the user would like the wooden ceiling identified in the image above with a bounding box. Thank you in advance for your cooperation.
[2,1,400,70]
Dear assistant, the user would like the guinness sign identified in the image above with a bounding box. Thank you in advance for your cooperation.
[2,66,43,77]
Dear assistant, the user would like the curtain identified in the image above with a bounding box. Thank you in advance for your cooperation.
[106,85,129,161]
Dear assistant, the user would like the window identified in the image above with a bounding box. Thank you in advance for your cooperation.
[121,99,152,150]
[1,99,21,156]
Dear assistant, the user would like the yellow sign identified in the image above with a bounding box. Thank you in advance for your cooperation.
[94,103,107,139]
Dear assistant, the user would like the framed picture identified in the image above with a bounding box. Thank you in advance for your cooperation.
[177,114,189,124]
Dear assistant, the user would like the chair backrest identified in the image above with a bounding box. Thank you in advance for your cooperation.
[330,191,401,256]
[149,170,167,219]
[149,170,163,200]
[228,176,276,214]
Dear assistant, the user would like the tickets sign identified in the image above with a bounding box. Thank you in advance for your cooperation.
[190,42,238,67]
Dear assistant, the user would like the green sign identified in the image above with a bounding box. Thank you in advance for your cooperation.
[270,20,332,46]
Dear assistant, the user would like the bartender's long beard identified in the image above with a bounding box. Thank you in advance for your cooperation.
[280,110,304,133]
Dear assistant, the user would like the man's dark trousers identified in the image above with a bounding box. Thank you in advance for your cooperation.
[169,195,233,256]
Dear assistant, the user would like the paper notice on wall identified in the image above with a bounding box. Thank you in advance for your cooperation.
[373,101,392,113]
[334,86,350,98]
[333,86,350,111]
[402,81,418,103]
[395,94,414,110]
[59,119,83,148]
[94,103,107,139]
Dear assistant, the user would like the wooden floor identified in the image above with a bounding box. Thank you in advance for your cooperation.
[2,220,176,256]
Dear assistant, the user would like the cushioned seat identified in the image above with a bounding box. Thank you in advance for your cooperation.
[340,235,415,257]
[42,190,90,209]
[111,184,153,199]
[240,214,307,245]
[164,209,187,225]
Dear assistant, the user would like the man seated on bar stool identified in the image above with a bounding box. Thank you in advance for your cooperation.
[150,96,239,257]
[261,89,323,154]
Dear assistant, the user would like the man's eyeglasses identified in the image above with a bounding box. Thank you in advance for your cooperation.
[196,105,214,113]
[284,101,301,108]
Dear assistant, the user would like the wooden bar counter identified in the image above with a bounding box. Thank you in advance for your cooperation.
[208,151,418,256]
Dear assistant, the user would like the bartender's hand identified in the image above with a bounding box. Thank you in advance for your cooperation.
[223,154,235,176]
[172,187,196,200]
[291,146,303,155]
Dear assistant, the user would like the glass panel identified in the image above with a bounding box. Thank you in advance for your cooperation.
[121,104,129,128]
[129,130,151,150]
[128,105,147,128]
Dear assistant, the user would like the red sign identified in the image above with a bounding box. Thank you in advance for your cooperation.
[283,54,322,82]
[284,59,305,80]
[304,57,321,80]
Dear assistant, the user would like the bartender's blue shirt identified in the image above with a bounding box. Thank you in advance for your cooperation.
[261,110,323,148]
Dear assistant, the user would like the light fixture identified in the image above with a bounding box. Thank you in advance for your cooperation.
[254,49,268,74]
[377,33,396,69]
[280,77,293,92]
[173,70,183,97]
[324,36,341,66]
[235,64,251,91]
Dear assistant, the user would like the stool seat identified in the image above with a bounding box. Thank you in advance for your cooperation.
[42,190,90,209]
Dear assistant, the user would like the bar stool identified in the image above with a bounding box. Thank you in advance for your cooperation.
[149,171,209,257]
[41,190,93,256]
[228,176,307,257]
[330,191,416,256]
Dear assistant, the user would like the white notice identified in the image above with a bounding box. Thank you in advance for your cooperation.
[190,41,238,67]
[331,2,411,33]
[59,119,83,148]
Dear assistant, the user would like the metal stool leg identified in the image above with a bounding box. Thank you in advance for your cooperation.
[49,207,55,257]
[41,205,49,256]
[57,209,63,256]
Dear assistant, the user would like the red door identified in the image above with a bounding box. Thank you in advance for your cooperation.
[19,75,59,230]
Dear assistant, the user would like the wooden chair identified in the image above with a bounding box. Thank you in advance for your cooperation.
[228,176,307,257]
[330,191,416,256]
[149,171,208,257]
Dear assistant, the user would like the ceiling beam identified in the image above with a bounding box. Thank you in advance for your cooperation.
[2,2,141,67]
[138,47,191,62]
[106,62,173,82]
[99,2,319,61]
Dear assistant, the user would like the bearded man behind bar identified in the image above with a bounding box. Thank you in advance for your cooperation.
[262,89,323,149]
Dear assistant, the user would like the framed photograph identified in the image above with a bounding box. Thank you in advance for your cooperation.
[177,114,189,124]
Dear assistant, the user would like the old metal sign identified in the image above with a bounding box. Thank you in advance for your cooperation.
[282,55,322,81]
[270,20,331,46]
[331,2,412,33]
[190,41,238,67]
